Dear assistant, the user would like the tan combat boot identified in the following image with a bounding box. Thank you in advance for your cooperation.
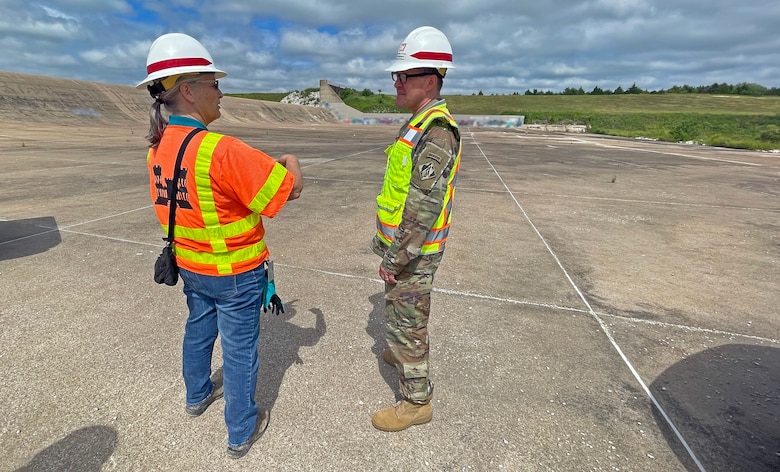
[371,400,432,432]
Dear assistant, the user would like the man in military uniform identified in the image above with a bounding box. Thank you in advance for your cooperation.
[371,26,462,431]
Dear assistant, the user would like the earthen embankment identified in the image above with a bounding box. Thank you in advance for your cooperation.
[0,72,337,126]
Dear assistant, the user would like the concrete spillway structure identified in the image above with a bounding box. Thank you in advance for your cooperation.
[318,79,526,128]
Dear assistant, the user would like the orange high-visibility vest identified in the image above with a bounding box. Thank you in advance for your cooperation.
[375,103,460,254]
[148,125,294,275]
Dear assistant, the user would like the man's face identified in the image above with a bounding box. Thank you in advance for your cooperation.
[391,68,436,112]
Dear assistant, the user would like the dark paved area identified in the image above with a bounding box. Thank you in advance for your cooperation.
[1,117,778,471]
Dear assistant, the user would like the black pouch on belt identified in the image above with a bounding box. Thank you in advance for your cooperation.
[154,243,179,286]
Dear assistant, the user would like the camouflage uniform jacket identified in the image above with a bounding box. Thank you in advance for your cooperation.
[371,98,461,276]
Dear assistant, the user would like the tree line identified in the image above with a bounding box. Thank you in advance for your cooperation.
[507,82,780,97]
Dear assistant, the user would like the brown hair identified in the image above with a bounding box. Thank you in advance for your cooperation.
[144,74,200,147]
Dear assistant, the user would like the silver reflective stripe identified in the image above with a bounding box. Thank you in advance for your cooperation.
[377,215,396,241]
[424,227,449,244]
[403,127,419,142]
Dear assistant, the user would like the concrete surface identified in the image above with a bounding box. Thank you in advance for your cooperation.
[1,76,779,472]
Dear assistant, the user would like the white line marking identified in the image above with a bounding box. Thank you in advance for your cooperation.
[0,227,60,246]
[58,206,153,229]
[0,206,154,247]
[277,263,779,345]
[470,131,708,472]
[60,229,161,247]
[300,147,384,168]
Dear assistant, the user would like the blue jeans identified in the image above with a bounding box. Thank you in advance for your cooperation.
[179,265,266,447]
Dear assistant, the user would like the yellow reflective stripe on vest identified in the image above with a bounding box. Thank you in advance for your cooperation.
[193,133,226,254]
[250,164,287,212]
[172,213,261,241]
[174,239,267,270]
[375,104,459,254]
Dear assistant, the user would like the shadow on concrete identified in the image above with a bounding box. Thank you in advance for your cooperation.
[14,425,118,472]
[257,301,326,411]
[0,217,61,261]
[366,291,402,400]
[651,343,780,472]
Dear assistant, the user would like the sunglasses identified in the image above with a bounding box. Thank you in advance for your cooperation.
[391,72,434,83]
[192,80,220,89]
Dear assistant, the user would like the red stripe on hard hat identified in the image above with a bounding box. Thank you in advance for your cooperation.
[146,57,212,74]
[410,51,452,62]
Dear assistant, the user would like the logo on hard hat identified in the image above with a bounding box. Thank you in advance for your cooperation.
[385,26,454,72]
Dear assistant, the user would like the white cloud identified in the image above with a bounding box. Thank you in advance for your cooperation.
[0,19,77,39]
[39,5,78,21]
[0,0,776,94]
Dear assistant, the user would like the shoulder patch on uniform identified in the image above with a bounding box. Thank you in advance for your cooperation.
[419,162,436,181]
[424,150,442,163]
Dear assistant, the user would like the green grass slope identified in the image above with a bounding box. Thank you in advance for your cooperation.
[228,91,780,151]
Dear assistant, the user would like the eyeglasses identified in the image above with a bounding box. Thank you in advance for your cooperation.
[192,80,219,89]
[391,72,434,83]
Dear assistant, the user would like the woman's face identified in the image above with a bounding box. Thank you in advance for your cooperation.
[189,74,223,125]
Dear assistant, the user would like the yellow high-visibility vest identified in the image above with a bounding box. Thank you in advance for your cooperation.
[375,103,461,254]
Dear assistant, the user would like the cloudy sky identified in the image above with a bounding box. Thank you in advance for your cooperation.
[0,0,778,95]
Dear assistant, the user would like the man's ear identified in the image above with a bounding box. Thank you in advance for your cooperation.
[425,74,438,92]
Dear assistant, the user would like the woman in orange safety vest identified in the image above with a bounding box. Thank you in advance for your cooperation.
[137,33,302,459]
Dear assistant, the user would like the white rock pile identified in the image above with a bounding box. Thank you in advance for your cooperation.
[280,90,321,106]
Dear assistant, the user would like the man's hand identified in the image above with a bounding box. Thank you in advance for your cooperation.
[379,265,397,284]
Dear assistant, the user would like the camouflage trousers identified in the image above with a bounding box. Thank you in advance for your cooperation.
[384,253,442,404]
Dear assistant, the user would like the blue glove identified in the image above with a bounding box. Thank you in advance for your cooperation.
[263,260,285,315]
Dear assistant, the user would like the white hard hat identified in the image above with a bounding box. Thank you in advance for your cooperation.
[136,33,226,90]
[385,26,455,73]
